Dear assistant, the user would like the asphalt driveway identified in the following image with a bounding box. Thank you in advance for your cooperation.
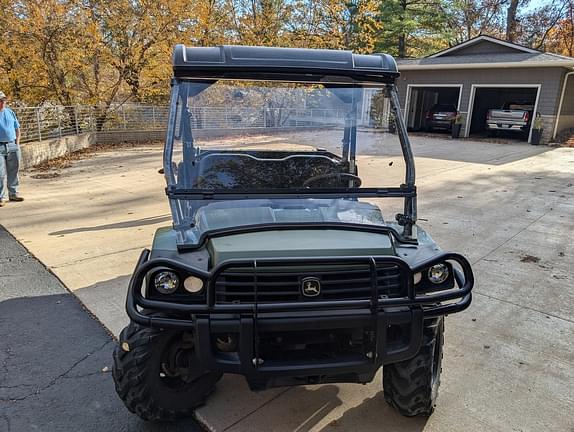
[0,134,573,431]
[0,227,202,432]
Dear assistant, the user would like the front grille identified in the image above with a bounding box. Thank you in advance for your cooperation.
[214,262,405,304]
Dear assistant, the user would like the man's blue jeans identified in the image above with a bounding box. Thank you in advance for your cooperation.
[0,142,21,200]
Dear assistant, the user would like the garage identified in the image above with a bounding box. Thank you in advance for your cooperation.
[467,86,539,141]
[405,85,461,131]
[395,35,574,144]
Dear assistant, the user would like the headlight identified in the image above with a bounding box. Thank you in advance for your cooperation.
[184,276,204,293]
[413,272,422,284]
[154,271,180,294]
[428,264,449,284]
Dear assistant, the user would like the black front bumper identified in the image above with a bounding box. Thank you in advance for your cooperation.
[125,252,473,386]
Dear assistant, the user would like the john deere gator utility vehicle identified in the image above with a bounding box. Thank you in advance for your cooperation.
[112,44,474,422]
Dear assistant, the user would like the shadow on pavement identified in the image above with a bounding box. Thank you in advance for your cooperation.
[198,129,553,165]
[255,385,343,432]
[49,214,171,236]
[0,293,203,432]
[318,391,427,432]
[114,131,553,167]
[73,275,132,337]
[220,383,428,432]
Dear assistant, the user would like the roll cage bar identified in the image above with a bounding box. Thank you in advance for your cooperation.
[163,45,417,238]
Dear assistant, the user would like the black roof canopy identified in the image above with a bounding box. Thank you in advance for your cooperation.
[172,44,399,84]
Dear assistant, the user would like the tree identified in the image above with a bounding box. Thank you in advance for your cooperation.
[344,0,382,53]
[286,0,381,52]
[228,0,294,46]
[442,0,507,44]
[506,0,521,42]
[545,2,574,56]
[88,0,196,102]
[376,0,450,58]
[2,0,570,109]
[5,0,85,107]
[188,0,233,46]
[288,0,349,49]
[441,0,571,54]
[0,1,51,104]
[516,1,571,50]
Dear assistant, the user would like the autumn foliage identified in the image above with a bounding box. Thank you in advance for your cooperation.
[0,0,572,109]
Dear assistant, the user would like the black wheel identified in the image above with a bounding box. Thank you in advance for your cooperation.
[383,317,444,417]
[112,319,223,422]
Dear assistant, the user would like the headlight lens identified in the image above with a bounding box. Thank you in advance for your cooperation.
[154,271,180,294]
[428,264,449,284]
[184,276,204,293]
[413,272,422,284]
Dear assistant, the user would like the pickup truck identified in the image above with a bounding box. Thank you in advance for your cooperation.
[486,102,533,136]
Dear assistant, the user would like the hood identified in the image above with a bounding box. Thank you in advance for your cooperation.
[208,229,395,266]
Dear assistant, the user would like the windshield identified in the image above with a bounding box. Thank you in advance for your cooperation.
[164,79,414,247]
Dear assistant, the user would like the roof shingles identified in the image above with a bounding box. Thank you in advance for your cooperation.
[396,52,574,67]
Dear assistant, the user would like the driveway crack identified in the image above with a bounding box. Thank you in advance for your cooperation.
[0,414,11,432]
[50,245,149,268]
[0,384,36,390]
[220,387,292,431]
[0,346,13,386]
[472,208,551,265]
[0,340,113,402]
[474,291,574,325]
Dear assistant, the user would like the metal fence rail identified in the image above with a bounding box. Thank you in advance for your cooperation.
[188,107,348,130]
[13,104,382,145]
[13,105,170,144]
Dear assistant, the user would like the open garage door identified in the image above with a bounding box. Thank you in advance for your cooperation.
[406,86,461,132]
[468,86,539,142]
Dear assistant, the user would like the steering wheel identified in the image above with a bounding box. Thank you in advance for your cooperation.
[303,172,362,188]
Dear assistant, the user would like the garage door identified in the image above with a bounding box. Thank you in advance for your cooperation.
[406,86,461,132]
[468,87,539,141]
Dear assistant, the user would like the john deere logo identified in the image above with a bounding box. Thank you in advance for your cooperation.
[301,277,321,297]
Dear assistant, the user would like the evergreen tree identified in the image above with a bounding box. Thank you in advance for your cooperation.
[375,0,450,58]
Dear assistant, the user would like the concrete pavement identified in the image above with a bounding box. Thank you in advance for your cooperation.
[0,135,573,431]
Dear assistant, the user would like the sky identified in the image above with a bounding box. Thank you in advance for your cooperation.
[525,0,551,11]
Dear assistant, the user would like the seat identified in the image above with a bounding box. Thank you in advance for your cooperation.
[191,153,344,189]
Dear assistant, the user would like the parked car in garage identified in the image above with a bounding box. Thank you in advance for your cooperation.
[425,104,458,131]
[486,101,534,136]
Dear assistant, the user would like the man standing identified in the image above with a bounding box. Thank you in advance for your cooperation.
[0,91,24,207]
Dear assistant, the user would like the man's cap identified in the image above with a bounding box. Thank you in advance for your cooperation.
[0,91,6,100]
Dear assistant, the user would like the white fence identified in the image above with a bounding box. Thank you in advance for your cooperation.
[13,105,169,144]
[188,107,351,130]
[14,103,387,144]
